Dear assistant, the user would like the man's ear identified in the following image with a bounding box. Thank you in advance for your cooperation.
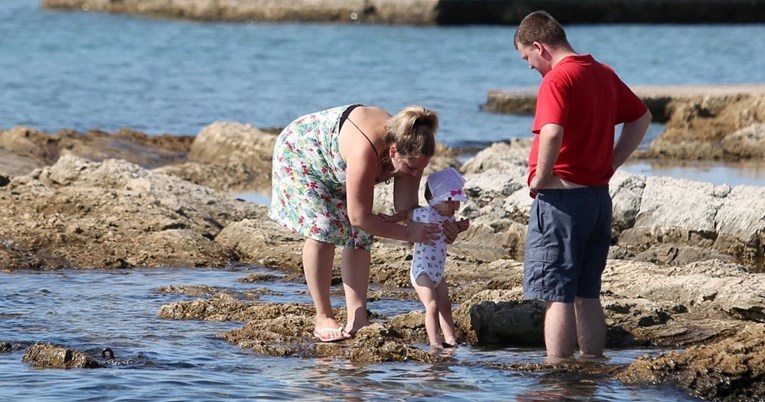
[532,41,544,54]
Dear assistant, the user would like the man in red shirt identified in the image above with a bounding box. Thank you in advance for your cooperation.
[514,10,652,359]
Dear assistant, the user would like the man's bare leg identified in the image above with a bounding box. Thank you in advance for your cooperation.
[544,301,577,359]
[575,297,606,357]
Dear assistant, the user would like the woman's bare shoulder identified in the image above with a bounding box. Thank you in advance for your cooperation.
[354,105,391,121]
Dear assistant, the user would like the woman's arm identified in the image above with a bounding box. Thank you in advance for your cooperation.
[392,172,421,213]
[341,115,438,244]
[345,153,437,244]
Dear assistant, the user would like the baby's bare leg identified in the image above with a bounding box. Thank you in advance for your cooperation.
[435,279,456,346]
[413,274,441,348]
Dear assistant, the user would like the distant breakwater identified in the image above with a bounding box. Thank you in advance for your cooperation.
[42,0,765,25]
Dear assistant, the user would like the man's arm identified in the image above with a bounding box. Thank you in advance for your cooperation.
[612,110,652,169]
[530,123,564,192]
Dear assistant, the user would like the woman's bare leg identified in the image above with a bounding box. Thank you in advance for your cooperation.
[341,247,371,335]
[303,238,345,340]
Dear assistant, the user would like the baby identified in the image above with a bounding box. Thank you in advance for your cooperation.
[409,167,469,350]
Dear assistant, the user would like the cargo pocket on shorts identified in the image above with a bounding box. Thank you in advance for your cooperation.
[524,248,560,295]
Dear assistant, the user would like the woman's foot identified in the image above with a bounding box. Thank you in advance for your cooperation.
[313,327,349,342]
[314,318,351,342]
[344,319,370,337]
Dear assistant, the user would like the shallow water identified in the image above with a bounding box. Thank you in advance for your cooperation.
[622,159,765,187]
[0,2,753,400]
[0,268,700,401]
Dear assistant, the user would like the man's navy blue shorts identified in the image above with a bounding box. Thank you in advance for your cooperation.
[523,186,612,303]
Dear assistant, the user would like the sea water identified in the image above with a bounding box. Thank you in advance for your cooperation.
[1,0,763,147]
[0,268,700,401]
[2,1,764,185]
[0,1,758,399]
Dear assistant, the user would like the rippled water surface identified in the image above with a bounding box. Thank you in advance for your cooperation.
[0,1,756,399]
[2,1,763,186]
[0,269,700,401]
[2,0,765,144]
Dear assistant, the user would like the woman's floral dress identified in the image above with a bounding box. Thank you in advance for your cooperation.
[268,105,375,250]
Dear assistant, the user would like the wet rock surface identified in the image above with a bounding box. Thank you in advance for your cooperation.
[642,93,765,161]
[154,122,278,193]
[0,130,263,269]
[22,343,104,369]
[618,324,765,401]
[2,122,764,400]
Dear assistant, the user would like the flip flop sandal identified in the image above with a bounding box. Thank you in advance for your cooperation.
[313,327,348,342]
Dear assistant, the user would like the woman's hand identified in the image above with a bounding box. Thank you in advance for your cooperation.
[405,221,441,245]
[443,218,470,244]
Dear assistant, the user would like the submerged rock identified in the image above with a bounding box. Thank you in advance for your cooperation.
[22,343,104,369]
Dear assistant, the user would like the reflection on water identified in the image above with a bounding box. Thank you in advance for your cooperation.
[0,268,700,401]
[622,159,765,187]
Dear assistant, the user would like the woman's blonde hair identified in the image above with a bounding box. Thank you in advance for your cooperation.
[384,105,438,157]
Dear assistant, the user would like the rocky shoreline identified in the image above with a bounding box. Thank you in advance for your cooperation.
[41,0,765,24]
[1,114,764,400]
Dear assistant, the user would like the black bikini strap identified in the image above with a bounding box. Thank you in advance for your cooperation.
[345,116,379,159]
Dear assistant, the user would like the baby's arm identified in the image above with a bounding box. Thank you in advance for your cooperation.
[456,217,470,232]
[444,215,469,244]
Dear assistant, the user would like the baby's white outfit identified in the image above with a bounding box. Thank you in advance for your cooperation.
[410,207,453,286]
[409,167,468,288]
